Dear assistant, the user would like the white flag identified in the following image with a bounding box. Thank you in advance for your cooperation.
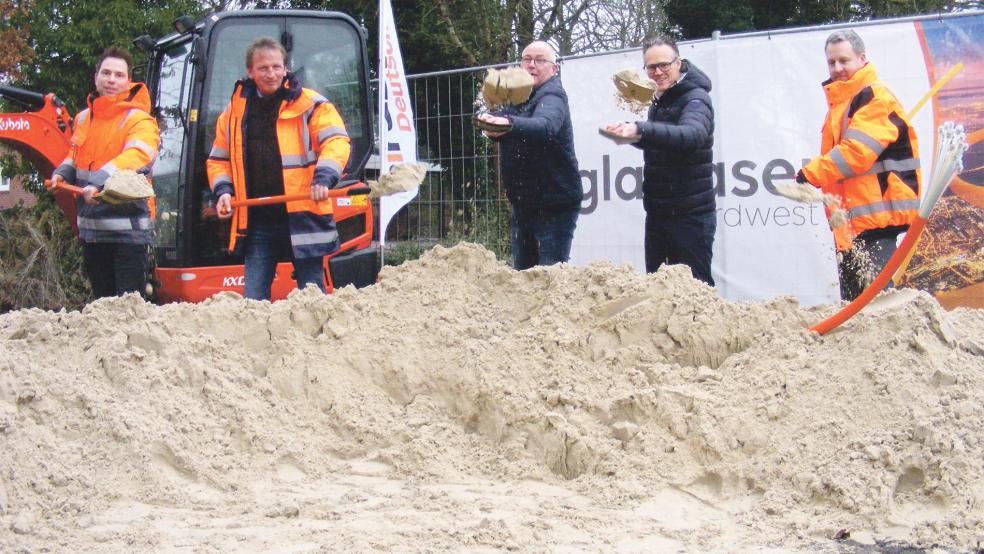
[377,0,418,247]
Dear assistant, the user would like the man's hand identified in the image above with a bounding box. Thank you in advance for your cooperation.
[475,113,511,138]
[50,174,64,190]
[311,184,329,202]
[600,122,641,145]
[216,193,233,219]
[795,169,809,185]
[82,185,100,205]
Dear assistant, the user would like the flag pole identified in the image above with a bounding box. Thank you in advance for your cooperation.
[377,0,388,266]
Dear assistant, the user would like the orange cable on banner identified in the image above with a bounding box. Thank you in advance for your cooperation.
[811,122,968,335]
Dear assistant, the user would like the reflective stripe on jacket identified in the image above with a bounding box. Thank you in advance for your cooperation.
[206,74,351,258]
[53,83,160,244]
[802,63,920,252]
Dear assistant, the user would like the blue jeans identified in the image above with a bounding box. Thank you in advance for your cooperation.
[644,209,716,286]
[510,206,579,270]
[82,242,149,299]
[244,218,326,301]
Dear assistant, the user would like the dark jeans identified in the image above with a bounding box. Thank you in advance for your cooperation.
[838,233,898,301]
[82,242,149,299]
[244,218,325,301]
[510,205,579,270]
[644,209,716,286]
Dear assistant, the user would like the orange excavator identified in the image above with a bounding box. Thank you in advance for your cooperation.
[0,10,378,303]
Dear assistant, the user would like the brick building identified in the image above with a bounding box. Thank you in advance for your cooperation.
[0,169,35,210]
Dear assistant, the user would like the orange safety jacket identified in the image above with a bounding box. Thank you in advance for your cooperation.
[53,83,160,244]
[801,63,921,252]
[206,74,351,259]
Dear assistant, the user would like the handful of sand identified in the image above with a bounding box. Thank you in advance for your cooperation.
[480,66,534,110]
[774,182,848,228]
[773,183,825,204]
[99,170,155,205]
[612,69,657,116]
[613,69,657,104]
[367,163,427,199]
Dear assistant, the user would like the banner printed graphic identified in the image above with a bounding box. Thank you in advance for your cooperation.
[896,17,984,309]
[378,0,418,246]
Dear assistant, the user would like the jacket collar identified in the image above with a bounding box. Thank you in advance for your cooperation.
[87,82,152,114]
[822,62,879,105]
[237,72,308,115]
[529,74,563,100]
[654,61,712,105]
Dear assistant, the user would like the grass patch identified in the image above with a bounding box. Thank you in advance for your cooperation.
[0,199,89,313]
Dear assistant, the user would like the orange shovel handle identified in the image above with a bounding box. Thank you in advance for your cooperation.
[44,178,86,196]
[229,185,371,208]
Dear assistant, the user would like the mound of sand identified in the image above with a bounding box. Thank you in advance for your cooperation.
[1,243,983,552]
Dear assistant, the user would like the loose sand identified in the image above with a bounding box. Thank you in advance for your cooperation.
[481,66,534,110]
[775,183,850,229]
[100,170,154,205]
[1,243,983,552]
[612,69,657,116]
[368,163,427,199]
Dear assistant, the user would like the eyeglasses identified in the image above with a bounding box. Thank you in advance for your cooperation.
[644,58,678,73]
[521,56,555,66]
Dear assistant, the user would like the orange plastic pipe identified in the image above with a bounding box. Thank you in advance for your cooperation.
[810,216,927,335]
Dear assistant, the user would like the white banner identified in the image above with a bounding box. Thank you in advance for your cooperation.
[561,23,935,306]
[377,0,418,246]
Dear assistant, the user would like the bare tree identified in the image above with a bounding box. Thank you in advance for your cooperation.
[529,0,667,57]
[570,0,667,53]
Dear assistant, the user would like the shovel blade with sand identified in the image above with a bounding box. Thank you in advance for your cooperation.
[45,169,155,204]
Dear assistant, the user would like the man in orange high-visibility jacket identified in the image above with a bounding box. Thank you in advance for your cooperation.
[207,37,351,301]
[797,30,921,301]
[51,47,160,300]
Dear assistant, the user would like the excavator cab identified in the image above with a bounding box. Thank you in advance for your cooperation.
[145,10,376,302]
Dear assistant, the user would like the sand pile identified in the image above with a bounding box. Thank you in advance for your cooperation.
[1,243,983,552]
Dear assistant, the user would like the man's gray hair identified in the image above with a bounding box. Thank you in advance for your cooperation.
[643,35,679,56]
[825,30,865,55]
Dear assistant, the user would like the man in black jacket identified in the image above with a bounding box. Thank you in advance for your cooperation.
[603,37,716,286]
[475,41,582,270]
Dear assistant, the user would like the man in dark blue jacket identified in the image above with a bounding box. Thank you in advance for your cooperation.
[475,41,582,270]
[603,36,716,286]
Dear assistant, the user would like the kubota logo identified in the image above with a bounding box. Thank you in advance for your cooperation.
[222,276,245,287]
[0,117,30,132]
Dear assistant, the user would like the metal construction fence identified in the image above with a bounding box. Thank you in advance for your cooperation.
[374,63,513,260]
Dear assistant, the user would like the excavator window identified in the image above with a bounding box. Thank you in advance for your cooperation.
[151,39,194,264]
[190,15,372,265]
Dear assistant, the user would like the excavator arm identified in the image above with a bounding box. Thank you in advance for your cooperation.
[0,85,77,232]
